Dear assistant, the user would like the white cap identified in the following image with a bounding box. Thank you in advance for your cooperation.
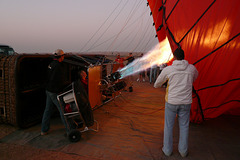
[54,49,64,56]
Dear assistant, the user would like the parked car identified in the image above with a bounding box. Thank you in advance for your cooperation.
[0,44,16,56]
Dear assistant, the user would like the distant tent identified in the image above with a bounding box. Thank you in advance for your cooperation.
[147,0,240,123]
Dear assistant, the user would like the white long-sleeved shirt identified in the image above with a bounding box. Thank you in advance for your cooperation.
[154,60,198,105]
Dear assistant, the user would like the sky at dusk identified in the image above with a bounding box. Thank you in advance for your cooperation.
[0,0,159,54]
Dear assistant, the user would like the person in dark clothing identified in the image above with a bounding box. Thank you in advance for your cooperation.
[137,53,145,82]
[73,70,94,128]
[79,70,88,94]
[41,49,70,136]
[124,53,135,91]
[115,54,124,69]
[125,52,135,65]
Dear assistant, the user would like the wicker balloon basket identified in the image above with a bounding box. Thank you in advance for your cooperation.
[0,55,18,126]
[0,55,53,128]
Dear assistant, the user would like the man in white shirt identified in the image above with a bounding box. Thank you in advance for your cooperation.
[154,47,198,157]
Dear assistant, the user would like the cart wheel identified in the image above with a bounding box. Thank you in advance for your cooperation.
[68,129,81,142]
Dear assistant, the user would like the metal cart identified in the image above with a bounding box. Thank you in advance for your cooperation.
[57,82,98,142]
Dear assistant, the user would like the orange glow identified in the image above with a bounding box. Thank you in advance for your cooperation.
[190,19,240,49]
[202,19,231,46]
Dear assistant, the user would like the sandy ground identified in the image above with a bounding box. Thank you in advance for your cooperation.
[1,81,240,160]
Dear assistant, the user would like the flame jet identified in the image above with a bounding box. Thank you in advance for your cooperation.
[119,37,173,79]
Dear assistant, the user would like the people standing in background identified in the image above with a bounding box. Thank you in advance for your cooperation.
[154,48,198,157]
[137,53,145,82]
[150,64,158,84]
[115,54,124,69]
[159,63,167,75]
[125,52,135,65]
[159,63,168,87]
[124,53,135,92]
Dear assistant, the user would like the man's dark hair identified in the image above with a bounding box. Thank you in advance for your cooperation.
[173,48,185,60]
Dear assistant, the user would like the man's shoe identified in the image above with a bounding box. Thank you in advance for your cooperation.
[40,132,48,136]
[162,148,172,157]
[179,151,188,157]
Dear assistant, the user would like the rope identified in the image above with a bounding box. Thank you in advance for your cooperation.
[141,27,157,52]
[165,0,179,21]
[162,6,180,48]
[107,0,144,51]
[79,0,124,52]
[75,55,91,65]
[179,0,216,44]
[131,7,153,52]
[193,87,204,121]
[113,4,150,51]
[85,0,155,52]
[193,32,240,65]
[112,94,164,115]
[197,78,240,92]
[150,0,162,25]
[85,0,129,52]
[203,100,240,111]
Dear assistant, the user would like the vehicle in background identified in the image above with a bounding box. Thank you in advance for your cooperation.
[0,44,17,56]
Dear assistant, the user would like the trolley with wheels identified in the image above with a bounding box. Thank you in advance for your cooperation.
[57,81,98,142]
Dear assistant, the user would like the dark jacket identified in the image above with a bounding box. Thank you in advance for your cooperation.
[45,60,66,93]
[126,56,135,65]
[73,80,94,127]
